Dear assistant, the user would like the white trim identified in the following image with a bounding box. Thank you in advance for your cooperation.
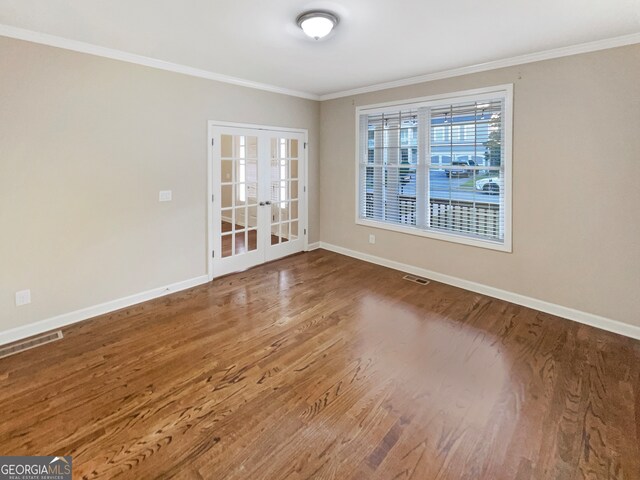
[0,24,319,101]
[207,123,214,281]
[305,242,320,251]
[318,242,640,341]
[319,33,640,101]
[502,85,514,252]
[355,219,510,252]
[2,24,639,103]
[355,85,514,113]
[206,120,309,134]
[355,85,513,253]
[0,275,209,347]
[303,131,310,252]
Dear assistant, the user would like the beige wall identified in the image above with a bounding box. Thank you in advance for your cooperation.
[2,35,638,337]
[319,44,640,326]
[0,36,320,332]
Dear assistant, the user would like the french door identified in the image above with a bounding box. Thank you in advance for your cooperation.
[209,123,306,277]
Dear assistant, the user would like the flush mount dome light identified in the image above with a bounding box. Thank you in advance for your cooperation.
[297,11,338,40]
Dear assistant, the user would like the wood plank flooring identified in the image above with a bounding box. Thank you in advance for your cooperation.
[1,250,639,479]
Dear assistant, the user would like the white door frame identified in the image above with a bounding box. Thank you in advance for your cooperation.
[207,120,309,281]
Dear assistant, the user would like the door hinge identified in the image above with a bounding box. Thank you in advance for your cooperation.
[304,142,307,149]
[304,229,307,235]
[212,250,215,258]
[212,194,215,202]
[211,138,215,146]
[303,186,306,193]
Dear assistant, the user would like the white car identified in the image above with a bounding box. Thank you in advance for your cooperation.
[475,177,502,194]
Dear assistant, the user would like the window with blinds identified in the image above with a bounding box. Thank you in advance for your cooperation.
[357,86,512,251]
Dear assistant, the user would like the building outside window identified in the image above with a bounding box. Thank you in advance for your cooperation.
[358,85,512,251]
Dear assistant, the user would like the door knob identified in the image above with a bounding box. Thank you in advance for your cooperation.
[265,201,272,205]
[259,201,265,206]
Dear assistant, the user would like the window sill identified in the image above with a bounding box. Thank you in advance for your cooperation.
[356,218,512,253]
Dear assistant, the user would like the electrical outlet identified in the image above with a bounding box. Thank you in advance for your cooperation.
[369,234,376,244]
[15,289,31,306]
[159,190,172,202]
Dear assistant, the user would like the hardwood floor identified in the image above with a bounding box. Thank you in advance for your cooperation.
[1,250,639,479]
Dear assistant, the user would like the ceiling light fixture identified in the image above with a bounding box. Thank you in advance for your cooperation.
[296,11,339,40]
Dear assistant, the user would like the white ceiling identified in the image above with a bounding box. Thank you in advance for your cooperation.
[0,0,639,98]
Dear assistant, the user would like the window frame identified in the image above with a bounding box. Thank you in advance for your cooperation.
[354,84,513,253]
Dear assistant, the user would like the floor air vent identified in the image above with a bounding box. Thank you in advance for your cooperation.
[0,331,63,359]
[403,274,430,285]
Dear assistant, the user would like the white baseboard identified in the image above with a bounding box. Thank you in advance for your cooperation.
[4,245,637,347]
[0,275,210,347]
[318,242,640,340]
[306,242,320,251]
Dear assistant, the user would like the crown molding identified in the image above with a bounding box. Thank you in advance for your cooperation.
[318,32,640,101]
[1,23,639,103]
[0,24,321,101]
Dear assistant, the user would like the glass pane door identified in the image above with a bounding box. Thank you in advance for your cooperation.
[213,129,264,276]
[266,133,304,261]
[211,125,305,278]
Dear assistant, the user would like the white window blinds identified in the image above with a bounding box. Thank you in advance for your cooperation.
[359,108,424,227]
[357,87,511,250]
